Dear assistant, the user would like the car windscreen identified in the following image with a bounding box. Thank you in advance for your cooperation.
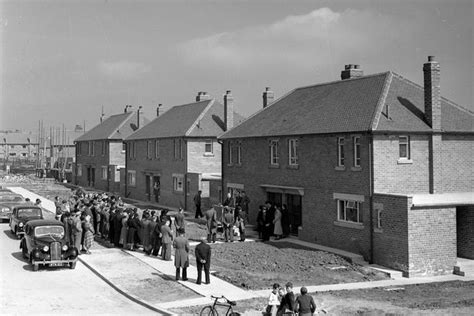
[35,225,65,238]
[0,196,22,201]
[18,208,42,218]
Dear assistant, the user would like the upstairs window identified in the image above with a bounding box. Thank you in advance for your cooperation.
[147,140,153,159]
[288,139,298,166]
[101,141,107,156]
[399,136,410,159]
[236,141,242,165]
[205,139,213,155]
[88,141,94,156]
[337,200,361,223]
[76,143,82,155]
[174,139,183,160]
[228,142,233,165]
[128,142,136,159]
[337,137,345,167]
[353,136,360,167]
[155,140,160,159]
[269,140,279,166]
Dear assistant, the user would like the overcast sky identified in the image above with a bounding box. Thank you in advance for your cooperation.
[1,0,472,132]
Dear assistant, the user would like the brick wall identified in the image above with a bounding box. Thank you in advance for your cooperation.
[109,141,125,166]
[187,139,221,174]
[441,135,474,193]
[457,205,474,259]
[373,134,430,194]
[372,193,409,274]
[223,133,372,259]
[407,205,456,277]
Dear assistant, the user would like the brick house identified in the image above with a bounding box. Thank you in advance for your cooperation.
[124,91,244,211]
[74,107,148,193]
[219,57,473,277]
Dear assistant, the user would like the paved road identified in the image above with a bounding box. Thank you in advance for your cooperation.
[0,224,158,315]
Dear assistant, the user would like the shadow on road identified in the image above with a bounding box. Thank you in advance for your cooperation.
[2,227,19,241]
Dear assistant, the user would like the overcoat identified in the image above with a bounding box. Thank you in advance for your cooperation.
[173,235,190,268]
[195,241,211,269]
[161,224,173,244]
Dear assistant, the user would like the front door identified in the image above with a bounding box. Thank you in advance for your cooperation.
[286,194,302,235]
[153,176,160,203]
[145,175,151,201]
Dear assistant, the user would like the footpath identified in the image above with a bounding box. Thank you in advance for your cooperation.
[6,185,474,315]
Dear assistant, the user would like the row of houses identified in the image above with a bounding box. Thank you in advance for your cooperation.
[74,57,473,277]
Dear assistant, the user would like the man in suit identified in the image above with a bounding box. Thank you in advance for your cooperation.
[223,207,234,242]
[205,207,217,243]
[160,218,173,261]
[193,190,203,219]
[173,228,189,281]
[195,236,211,285]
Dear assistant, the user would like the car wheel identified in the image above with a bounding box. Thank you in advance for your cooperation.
[32,263,39,271]
[69,261,76,269]
[21,244,28,259]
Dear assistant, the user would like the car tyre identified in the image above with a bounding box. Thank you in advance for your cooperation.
[21,244,28,259]
[69,261,76,269]
[32,263,39,271]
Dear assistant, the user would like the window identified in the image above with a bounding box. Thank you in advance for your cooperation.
[147,140,152,159]
[205,139,213,155]
[101,166,108,180]
[337,199,361,223]
[270,140,279,165]
[399,136,410,159]
[228,142,233,165]
[22,145,27,149]
[236,142,242,165]
[77,164,82,177]
[174,139,183,160]
[88,141,94,156]
[101,141,106,156]
[76,143,82,155]
[128,142,136,159]
[353,136,360,167]
[173,174,184,192]
[155,140,160,159]
[9,153,16,156]
[288,139,298,166]
[377,209,382,229]
[127,170,136,186]
[21,153,27,157]
[337,137,345,167]
[10,145,14,149]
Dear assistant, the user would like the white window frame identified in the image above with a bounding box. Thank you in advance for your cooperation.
[101,141,106,156]
[173,174,184,192]
[88,141,94,156]
[353,136,360,167]
[101,166,108,180]
[337,137,345,167]
[127,170,136,187]
[288,139,298,166]
[228,142,233,165]
[174,139,183,160]
[204,139,213,155]
[399,136,410,160]
[377,209,382,229]
[147,140,152,159]
[337,199,361,223]
[270,139,279,166]
[77,164,82,177]
[155,140,160,159]
[236,142,241,165]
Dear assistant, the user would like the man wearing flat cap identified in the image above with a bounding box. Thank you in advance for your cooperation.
[195,236,211,284]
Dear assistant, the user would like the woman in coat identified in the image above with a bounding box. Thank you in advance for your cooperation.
[273,206,283,240]
[82,215,95,254]
[119,211,129,248]
[141,211,152,254]
[173,228,189,281]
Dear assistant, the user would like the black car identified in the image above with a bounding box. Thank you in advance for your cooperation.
[0,195,25,222]
[9,206,44,238]
[20,219,78,271]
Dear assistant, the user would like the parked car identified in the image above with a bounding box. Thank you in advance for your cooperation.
[0,195,25,222]
[20,219,78,271]
[9,206,44,238]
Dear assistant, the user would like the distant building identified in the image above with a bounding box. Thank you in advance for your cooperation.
[74,107,148,193]
[219,57,474,277]
[0,131,39,163]
[124,91,244,210]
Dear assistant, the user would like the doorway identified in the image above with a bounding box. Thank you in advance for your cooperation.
[265,192,302,236]
[153,176,160,203]
[145,175,151,201]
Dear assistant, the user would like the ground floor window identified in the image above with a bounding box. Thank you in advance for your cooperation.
[101,166,108,180]
[337,199,361,223]
[127,170,136,187]
[173,174,184,192]
[77,164,82,176]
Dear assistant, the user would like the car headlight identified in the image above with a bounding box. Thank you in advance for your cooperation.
[1,207,9,212]
[19,222,24,227]
[43,245,49,252]
[62,245,68,251]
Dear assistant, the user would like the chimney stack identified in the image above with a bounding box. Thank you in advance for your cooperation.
[341,64,364,80]
[263,87,274,108]
[224,90,234,131]
[157,104,162,117]
[196,91,211,102]
[124,105,132,113]
[423,56,441,130]
[137,106,143,129]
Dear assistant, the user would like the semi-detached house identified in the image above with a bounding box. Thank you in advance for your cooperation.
[74,108,148,193]
[124,91,244,211]
[219,56,473,277]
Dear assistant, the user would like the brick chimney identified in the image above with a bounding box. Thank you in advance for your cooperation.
[224,90,234,131]
[423,56,441,130]
[263,87,274,108]
[196,91,211,102]
[341,64,363,80]
[137,106,144,129]
[156,104,162,117]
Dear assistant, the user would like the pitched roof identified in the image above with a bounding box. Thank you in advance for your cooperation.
[75,112,147,142]
[125,99,245,140]
[220,72,473,139]
[0,132,39,144]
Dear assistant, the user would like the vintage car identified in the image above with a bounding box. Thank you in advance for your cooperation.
[9,205,44,238]
[0,195,24,222]
[20,219,78,271]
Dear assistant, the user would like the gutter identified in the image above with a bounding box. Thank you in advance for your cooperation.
[218,139,224,203]
[184,138,188,212]
[368,132,375,264]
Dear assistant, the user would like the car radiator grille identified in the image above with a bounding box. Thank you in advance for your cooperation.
[50,242,61,260]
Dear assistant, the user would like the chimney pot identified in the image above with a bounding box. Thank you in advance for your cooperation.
[341,64,363,80]
[263,86,275,108]
[224,90,234,131]
[428,56,435,62]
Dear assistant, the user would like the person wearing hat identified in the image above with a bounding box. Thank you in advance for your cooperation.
[295,286,316,316]
[71,209,83,253]
[160,217,173,261]
[174,208,185,237]
[223,206,234,242]
[195,236,211,285]
[173,228,189,281]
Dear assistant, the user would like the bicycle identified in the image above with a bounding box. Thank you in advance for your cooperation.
[199,295,240,316]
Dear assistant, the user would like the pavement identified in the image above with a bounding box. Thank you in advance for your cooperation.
[6,185,474,315]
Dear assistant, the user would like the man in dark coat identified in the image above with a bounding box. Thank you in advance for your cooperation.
[174,208,185,237]
[204,207,217,243]
[195,237,211,284]
[193,190,203,219]
[223,207,234,242]
[113,209,123,247]
[161,218,173,260]
[277,282,296,315]
[173,228,189,281]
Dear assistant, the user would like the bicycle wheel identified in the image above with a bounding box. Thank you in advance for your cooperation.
[200,306,217,316]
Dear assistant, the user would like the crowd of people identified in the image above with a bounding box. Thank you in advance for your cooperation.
[267,282,317,316]
[257,201,291,241]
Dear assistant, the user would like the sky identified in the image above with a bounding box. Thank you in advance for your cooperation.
[0,0,472,132]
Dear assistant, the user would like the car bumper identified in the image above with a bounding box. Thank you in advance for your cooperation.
[32,258,78,266]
